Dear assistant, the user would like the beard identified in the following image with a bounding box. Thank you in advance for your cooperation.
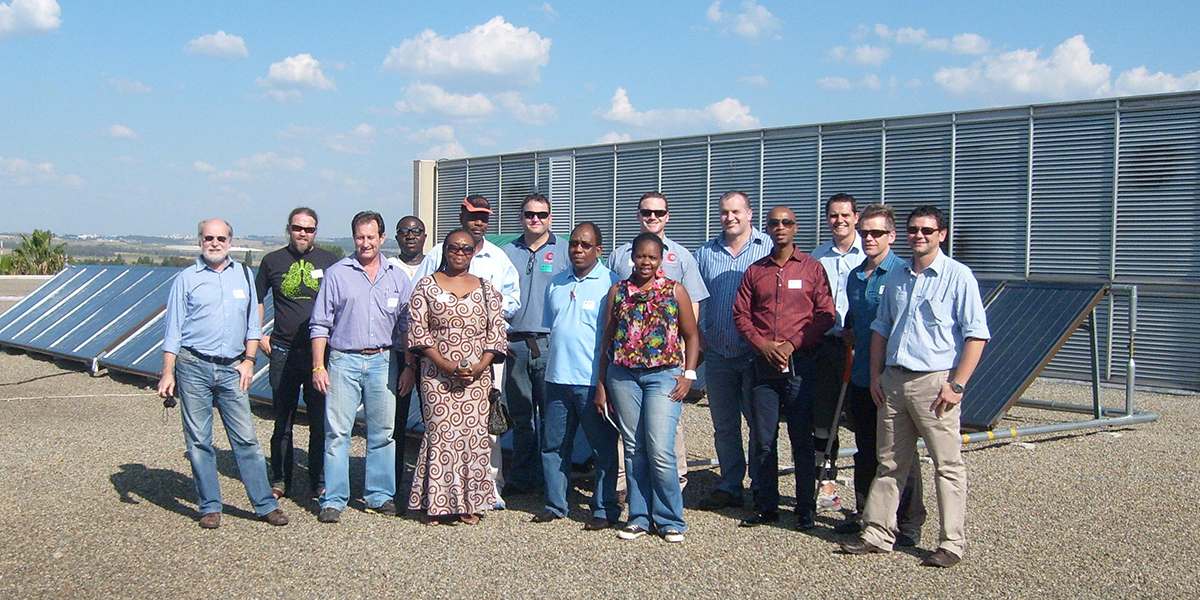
[203,248,228,265]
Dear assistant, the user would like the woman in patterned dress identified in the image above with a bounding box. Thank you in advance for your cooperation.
[596,232,700,543]
[406,229,507,525]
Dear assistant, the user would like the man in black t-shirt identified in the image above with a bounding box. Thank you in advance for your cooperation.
[255,207,340,499]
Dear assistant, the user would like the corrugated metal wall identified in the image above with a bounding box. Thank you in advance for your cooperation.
[431,91,1200,392]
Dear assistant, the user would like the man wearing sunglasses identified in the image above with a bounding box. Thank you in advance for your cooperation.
[157,218,288,529]
[501,194,570,500]
[254,207,340,501]
[606,192,709,490]
[841,205,989,568]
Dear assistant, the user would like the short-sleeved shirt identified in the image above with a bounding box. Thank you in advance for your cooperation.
[812,234,866,336]
[871,251,991,372]
[695,228,772,358]
[503,234,570,334]
[163,257,262,359]
[733,248,835,353]
[387,255,423,283]
[608,234,710,303]
[310,255,413,352]
[413,240,521,320]
[255,245,339,349]
[543,263,621,386]
[845,250,905,387]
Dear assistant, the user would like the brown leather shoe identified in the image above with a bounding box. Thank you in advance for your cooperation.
[260,508,289,526]
[921,548,961,568]
[530,510,560,523]
[839,538,887,555]
[198,513,221,529]
[582,517,613,531]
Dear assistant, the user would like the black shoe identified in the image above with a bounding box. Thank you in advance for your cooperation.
[839,538,887,555]
[365,500,398,516]
[834,518,865,535]
[582,517,613,531]
[795,515,816,531]
[698,489,742,511]
[896,530,922,547]
[530,509,560,523]
[921,548,961,568]
[317,507,341,523]
[739,511,780,527]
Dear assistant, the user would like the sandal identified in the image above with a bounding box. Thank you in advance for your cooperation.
[459,513,481,525]
[421,513,444,526]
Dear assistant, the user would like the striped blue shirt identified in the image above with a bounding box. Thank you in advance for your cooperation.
[813,234,865,336]
[162,257,261,359]
[695,228,772,358]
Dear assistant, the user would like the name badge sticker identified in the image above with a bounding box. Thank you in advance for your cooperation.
[387,297,400,308]
[435,293,455,304]
[787,279,803,290]
[232,288,247,299]
[311,269,324,279]
[540,264,553,272]
[582,300,597,310]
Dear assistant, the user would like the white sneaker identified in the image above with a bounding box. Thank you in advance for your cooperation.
[817,492,841,513]
[661,529,685,543]
[617,524,648,540]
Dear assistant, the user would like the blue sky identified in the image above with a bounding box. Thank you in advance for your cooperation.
[2,0,1198,236]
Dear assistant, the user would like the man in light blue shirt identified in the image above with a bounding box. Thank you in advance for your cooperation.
[693,190,771,511]
[157,218,288,529]
[533,222,622,529]
[841,205,989,569]
[310,211,414,523]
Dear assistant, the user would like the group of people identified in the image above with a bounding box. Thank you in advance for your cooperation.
[156,188,988,568]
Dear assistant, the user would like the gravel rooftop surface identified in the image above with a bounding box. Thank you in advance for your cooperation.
[0,348,1194,599]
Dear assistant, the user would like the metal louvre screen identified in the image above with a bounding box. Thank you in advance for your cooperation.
[435,161,467,240]
[540,155,574,238]
[709,138,761,244]
[763,134,819,248]
[884,124,952,258]
[573,151,615,251]
[952,119,1030,277]
[499,158,535,236]
[660,143,708,250]
[820,128,882,246]
[614,148,658,249]
[467,160,500,232]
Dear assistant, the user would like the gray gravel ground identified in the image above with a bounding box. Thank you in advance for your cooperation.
[0,349,1195,599]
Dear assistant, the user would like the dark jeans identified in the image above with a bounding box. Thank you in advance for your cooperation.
[503,336,548,493]
[813,336,848,480]
[394,349,414,492]
[268,342,326,495]
[845,383,927,532]
[748,352,816,519]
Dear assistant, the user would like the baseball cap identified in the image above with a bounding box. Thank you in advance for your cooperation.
[461,195,493,214]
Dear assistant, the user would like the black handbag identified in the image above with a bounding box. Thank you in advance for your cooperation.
[480,280,514,436]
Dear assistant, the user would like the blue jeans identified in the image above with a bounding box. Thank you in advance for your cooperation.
[606,364,685,533]
[504,336,548,493]
[267,342,325,495]
[175,347,278,517]
[542,383,621,521]
[748,352,817,519]
[704,350,757,499]
[321,349,397,511]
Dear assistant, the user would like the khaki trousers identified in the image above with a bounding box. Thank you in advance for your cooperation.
[860,367,967,556]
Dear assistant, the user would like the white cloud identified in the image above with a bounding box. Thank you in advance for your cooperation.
[234,152,305,171]
[192,161,217,173]
[112,156,135,164]
[0,0,61,39]
[382,16,551,87]
[895,27,928,45]
[890,26,989,55]
[1115,66,1200,95]
[706,1,781,40]
[108,78,151,94]
[420,142,469,160]
[817,76,852,90]
[108,124,137,139]
[395,82,494,118]
[817,75,889,91]
[830,44,889,66]
[353,123,374,135]
[595,132,632,144]
[873,24,892,40]
[739,74,768,86]
[0,155,81,187]
[325,124,376,155]
[494,91,557,125]
[256,54,336,101]
[409,125,457,144]
[265,89,303,103]
[540,3,557,18]
[59,174,85,188]
[319,168,360,188]
[934,35,1112,99]
[209,170,249,182]
[951,33,990,56]
[184,30,248,59]
[597,87,759,131]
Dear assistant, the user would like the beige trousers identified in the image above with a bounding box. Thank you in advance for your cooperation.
[860,367,967,556]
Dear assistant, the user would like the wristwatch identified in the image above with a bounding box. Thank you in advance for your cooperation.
[948,380,965,394]
[242,356,257,364]
[683,369,698,381]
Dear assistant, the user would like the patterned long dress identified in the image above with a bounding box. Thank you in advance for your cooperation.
[407,275,507,516]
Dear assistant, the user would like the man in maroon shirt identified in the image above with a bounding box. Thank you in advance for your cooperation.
[733,206,835,531]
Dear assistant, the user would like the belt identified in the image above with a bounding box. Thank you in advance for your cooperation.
[888,365,938,375]
[183,347,245,366]
[507,332,548,342]
[344,346,391,355]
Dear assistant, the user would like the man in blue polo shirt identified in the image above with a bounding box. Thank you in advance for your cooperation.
[534,222,622,530]
[833,204,926,544]
[157,218,288,529]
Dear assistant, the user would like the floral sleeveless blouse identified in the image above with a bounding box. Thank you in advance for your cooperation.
[610,277,683,369]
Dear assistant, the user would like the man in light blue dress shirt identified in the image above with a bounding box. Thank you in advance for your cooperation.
[157,218,288,529]
[841,205,989,569]
[694,190,771,511]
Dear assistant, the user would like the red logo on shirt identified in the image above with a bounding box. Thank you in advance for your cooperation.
[544,252,554,263]
[666,252,678,265]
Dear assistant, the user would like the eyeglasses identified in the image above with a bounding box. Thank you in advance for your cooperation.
[639,209,668,218]
[397,226,425,236]
[289,224,316,234]
[860,229,892,239]
[766,218,795,228]
[523,211,550,220]
[568,240,596,250]
[906,226,942,236]
[202,235,229,243]
[446,244,476,256]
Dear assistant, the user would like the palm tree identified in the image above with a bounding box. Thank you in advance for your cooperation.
[11,229,69,275]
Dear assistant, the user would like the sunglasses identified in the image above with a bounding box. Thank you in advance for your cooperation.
[639,209,668,218]
[446,244,476,256]
[766,218,795,228]
[523,211,550,220]
[860,229,892,239]
[397,226,425,236]
[289,224,316,234]
[203,235,229,243]
[568,240,596,250]
[906,226,942,236]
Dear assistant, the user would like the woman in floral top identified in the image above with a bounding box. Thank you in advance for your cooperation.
[597,232,700,543]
